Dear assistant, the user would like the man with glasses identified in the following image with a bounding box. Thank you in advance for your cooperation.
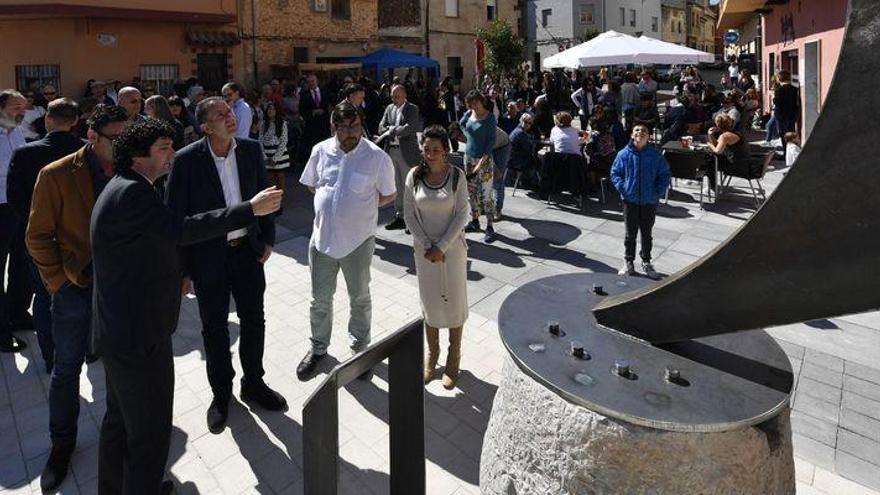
[166,97,285,435]
[296,101,396,380]
[37,84,57,107]
[27,104,130,491]
[221,81,252,139]
[610,123,670,280]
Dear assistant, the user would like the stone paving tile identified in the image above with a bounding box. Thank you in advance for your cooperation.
[3,163,880,494]
[797,377,843,405]
[806,349,846,373]
[844,375,880,402]
[793,393,840,424]
[846,361,880,386]
[792,433,836,471]
[790,411,838,447]
[842,390,880,424]
[814,464,880,495]
[837,429,880,467]
[801,361,844,389]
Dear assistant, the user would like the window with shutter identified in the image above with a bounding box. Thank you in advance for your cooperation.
[139,64,179,97]
[15,64,60,94]
[332,0,350,20]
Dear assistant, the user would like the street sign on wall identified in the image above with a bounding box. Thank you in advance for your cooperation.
[724,31,741,45]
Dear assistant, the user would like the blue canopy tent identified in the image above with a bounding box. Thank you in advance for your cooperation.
[345,48,440,76]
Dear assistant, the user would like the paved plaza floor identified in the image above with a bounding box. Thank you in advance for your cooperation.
[2,155,879,494]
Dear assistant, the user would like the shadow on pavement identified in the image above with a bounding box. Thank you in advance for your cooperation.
[343,363,498,487]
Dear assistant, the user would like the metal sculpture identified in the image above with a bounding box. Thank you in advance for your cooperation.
[593,0,880,343]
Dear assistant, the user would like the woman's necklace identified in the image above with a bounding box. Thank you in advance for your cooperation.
[425,164,450,187]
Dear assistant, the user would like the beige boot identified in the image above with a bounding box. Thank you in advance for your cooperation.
[442,327,463,389]
[424,325,440,384]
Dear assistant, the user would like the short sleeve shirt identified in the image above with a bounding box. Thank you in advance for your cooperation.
[300,137,396,258]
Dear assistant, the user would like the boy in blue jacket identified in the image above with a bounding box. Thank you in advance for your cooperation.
[611,124,670,279]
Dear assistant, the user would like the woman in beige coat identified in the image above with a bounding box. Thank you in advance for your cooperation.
[404,125,471,389]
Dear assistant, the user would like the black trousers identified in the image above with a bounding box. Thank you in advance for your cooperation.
[98,336,173,495]
[623,202,657,263]
[193,245,267,399]
[0,204,32,339]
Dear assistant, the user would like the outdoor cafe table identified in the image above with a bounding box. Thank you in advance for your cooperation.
[661,139,721,200]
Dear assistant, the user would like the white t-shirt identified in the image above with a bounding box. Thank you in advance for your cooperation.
[22,107,46,140]
[550,126,582,155]
[785,142,801,168]
[728,64,739,80]
[300,137,396,259]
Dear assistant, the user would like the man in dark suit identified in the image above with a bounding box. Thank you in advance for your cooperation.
[378,84,422,230]
[91,119,282,494]
[299,74,331,158]
[7,97,84,372]
[165,97,286,435]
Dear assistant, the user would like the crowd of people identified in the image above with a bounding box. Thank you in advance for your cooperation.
[0,57,806,493]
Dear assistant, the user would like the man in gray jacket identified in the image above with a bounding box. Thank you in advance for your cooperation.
[378,84,422,230]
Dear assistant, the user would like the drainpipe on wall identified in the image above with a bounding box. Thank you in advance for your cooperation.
[602,0,606,32]
[424,0,431,58]
[251,0,258,88]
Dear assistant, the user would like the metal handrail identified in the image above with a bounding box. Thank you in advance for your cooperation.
[302,318,426,495]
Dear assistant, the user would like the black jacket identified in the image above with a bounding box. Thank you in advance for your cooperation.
[164,137,275,280]
[773,84,800,121]
[90,170,255,353]
[7,131,84,223]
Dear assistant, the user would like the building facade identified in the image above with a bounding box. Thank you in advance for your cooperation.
[428,0,518,89]
[661,0,716,53]
[0,0,243,94]
[661,0,686,45]
[718,0,846,141]
[242,0,381,85]
[527,0,662,70]
[686,0,716,53]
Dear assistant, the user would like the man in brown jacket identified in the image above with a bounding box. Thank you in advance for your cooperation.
[26,104,130,492]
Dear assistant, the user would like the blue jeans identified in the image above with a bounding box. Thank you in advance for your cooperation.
[492,144,511,212]
[28,256,53,365]
[49,282,92,445]
[764,115,779,142]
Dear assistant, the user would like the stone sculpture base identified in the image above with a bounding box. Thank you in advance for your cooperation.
[480,358,795,495]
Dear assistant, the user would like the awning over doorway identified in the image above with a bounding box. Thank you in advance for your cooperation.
[186,31,241,47]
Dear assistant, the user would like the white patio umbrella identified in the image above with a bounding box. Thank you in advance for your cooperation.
[543,31,714,69]
[543,30,647,69]
[636,35,715,65]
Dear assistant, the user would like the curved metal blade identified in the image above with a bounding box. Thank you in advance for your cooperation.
[594,0,880,344]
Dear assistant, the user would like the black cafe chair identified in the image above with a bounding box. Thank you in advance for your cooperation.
[722,150,776,207]
[541,151,590,208]
[663,149,713,208]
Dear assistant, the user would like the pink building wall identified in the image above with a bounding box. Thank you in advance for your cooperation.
[761,0,847,140]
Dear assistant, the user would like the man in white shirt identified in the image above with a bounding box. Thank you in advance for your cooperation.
[222,82,253,139]
[0,90,30,353]
[296,101,396,380]
[21,91,46,141]
[727,61,739,89]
